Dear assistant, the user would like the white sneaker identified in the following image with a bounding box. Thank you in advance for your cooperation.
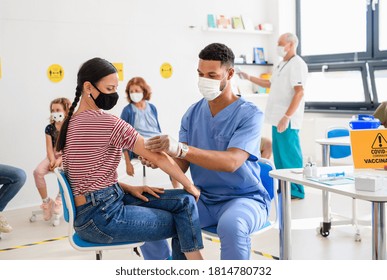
[0,215,13,233]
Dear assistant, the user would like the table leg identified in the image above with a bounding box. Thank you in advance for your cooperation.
[372,202,386,260]
[279,179,292,260]
[321,143,332,236]
[321,144,330,167]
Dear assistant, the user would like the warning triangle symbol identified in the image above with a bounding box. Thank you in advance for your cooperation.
[371,133,387,149]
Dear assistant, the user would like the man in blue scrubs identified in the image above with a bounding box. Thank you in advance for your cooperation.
[145,43,271,260]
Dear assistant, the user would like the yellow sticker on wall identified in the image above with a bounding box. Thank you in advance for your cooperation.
[47,64,64,83]
[112,62,124,81]
[160,62,173,79]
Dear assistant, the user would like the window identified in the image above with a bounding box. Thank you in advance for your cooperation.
[296,0,387,112]
[368,61,387,103]
[305,63,373,111]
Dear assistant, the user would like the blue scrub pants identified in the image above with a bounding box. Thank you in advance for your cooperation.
[140,240,171,260]
[198,197,268,260]
[141,197,268,260]
[272,125,304,199]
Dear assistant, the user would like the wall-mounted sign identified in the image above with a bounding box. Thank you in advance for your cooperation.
[160,62,173,79]
[47,64,64,83]
[112,62,124,81]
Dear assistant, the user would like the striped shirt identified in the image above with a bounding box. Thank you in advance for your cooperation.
[63,110,139,196]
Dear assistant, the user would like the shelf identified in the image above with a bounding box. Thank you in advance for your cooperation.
[235,63,273,66]
[202,27,272,35]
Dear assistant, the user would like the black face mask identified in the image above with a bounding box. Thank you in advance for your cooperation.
[90,83,119,110]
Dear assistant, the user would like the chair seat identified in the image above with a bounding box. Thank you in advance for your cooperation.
[202,220,272,235]
[72,233,142,248]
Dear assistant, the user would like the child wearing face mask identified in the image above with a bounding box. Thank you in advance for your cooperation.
[33,97,71,223]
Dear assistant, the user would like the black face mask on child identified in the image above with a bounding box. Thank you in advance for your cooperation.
[90,83,119,110]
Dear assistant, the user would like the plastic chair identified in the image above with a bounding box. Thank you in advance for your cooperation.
[327,127,351,160]
[53,168,144,260]
[201,158,279,260]
[319,127,368,242]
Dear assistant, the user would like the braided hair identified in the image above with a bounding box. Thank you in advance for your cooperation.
[56,57,117,151]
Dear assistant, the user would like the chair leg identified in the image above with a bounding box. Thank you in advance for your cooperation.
[96,250,103,260]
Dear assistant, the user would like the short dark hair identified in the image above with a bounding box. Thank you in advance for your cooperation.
[198,43,235,67]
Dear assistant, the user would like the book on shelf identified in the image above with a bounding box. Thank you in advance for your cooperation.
[241,15,254,31]
[216,15,232,29]
[253,47,266,64]
[207,14,217,28]
[231,16,244,30]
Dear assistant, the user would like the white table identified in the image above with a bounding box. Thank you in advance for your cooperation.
[315,136,363,238]
[270,166,387,260]
[315,136,350,167]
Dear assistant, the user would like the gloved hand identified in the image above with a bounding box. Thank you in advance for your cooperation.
[145,135,181,157]
[277,115,290,133]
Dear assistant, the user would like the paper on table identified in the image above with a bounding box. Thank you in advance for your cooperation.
[308,177,355,186]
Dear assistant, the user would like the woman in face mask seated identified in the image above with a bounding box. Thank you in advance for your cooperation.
[120,77,162,177]
[55,57,204,260]
[120,77,180,259]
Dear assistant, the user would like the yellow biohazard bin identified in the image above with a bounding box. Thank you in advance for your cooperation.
[349,115,386,168]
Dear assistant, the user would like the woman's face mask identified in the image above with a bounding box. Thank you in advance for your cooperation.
[130,92,144,103]
[90,83,119,110]
[198,74,227,101]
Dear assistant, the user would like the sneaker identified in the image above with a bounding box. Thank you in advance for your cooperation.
[40,198,54,221]
[0,215,13,233]
[53,195,63,215]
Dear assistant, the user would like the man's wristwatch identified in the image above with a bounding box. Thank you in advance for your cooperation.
[178,143,189,159]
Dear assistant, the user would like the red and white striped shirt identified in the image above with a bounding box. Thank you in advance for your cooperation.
[63,110,138,196]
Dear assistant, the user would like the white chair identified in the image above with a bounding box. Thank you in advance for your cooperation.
[54,168,144,260]
[201,158,279,260]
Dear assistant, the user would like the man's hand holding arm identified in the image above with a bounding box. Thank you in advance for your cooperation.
[145,135,249,173]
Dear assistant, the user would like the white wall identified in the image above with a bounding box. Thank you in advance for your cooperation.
[0,0,357,210]
[0,0,275,209]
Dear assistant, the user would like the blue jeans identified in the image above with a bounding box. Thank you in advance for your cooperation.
[0,164,26,211]
[73,185,203,259]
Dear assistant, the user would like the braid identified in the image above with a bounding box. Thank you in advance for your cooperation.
[55,86,82,152]
[56,57,117,151]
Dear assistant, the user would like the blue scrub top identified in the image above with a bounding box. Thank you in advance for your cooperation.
[179,97,271,208]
